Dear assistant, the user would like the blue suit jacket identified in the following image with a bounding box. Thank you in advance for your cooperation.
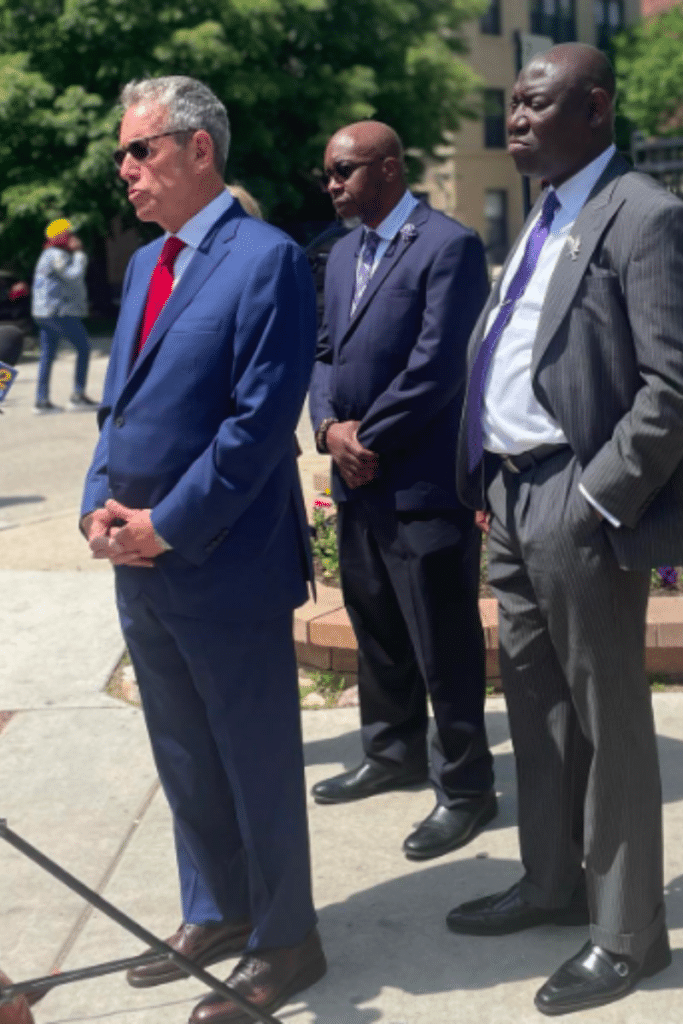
[81,202,317,622]
[309,200,489,510]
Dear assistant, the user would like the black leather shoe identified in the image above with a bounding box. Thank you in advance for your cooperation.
[126,920,252,988]
[311,759,428,804]
[446,879,589,935]
[403,793,498,860]
[534,929,671,1015]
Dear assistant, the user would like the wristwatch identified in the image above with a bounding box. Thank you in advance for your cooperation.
[315,417,339,454]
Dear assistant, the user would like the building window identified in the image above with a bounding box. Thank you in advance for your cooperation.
[480,0,501,34]
[529,0,576,42]
[484,190,509,266]
[594,0,624,48]
[484,89,506,149]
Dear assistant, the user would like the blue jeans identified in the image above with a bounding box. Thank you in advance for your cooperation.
[35,316,90,403]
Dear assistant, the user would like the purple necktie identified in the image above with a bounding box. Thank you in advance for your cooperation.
[351,229,380,315]
[467,190,561,471]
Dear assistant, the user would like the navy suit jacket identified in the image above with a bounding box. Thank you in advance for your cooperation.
[81,201,317,621]
[309,200,489,510]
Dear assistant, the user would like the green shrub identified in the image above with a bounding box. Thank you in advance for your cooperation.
[311,501,340,585]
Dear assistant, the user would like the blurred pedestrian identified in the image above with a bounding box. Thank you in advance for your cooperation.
[31,218,97,414]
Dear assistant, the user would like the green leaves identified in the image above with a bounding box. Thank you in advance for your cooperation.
[0,53,55,117]
[615,6,683,137]
[0,0,484,274]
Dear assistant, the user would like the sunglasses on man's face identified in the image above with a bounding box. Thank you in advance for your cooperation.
[319,156,383,189]
[113,130,193,169]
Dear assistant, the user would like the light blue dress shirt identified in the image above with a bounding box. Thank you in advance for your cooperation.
[358,190,420,277]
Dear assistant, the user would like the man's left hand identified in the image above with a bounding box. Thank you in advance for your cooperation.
[88,499,164,567]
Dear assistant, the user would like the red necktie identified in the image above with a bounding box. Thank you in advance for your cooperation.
[136,235,186,356]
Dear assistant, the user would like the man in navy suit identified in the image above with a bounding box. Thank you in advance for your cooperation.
[80,76,325,1024]
[309,121,495,860]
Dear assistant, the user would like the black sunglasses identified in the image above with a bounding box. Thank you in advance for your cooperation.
[113,129,195,169]
[319,156,384,189]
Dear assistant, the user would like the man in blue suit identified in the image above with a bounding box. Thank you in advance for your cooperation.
[309,121,496,860]
[80,76,326,1024]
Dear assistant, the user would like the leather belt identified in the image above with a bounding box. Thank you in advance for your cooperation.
[492,443,569,475]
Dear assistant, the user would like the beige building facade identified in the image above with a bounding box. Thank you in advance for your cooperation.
[421,0,640,263]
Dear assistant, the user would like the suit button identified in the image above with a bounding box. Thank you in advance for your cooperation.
[114,416,125,428]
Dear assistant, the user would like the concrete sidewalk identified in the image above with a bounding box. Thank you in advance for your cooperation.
[1,577,683,1024]
[2,349,682,1024]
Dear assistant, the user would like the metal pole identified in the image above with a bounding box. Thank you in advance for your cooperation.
[0,820,283,1024]
[0,953,169,1003]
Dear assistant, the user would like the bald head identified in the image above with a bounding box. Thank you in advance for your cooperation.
[328,121,404,163]
[529,43,615,100]
[323,121,406,227]
[508,42,615,187]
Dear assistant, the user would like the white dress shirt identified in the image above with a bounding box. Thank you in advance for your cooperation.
[481,144,620,525]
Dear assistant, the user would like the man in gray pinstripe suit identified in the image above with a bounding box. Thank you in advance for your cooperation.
[449,42,683,1015]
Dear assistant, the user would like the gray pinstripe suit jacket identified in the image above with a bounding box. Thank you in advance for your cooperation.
[457,153,683,570]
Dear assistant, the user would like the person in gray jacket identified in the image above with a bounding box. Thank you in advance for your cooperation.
[31,217,97,413]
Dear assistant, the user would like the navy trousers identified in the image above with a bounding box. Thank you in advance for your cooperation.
[117,586,316,952]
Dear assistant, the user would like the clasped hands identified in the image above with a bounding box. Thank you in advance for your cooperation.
[326,420,379,489]
[84,499,166,568]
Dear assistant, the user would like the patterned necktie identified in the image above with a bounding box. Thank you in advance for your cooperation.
[136,235,186,356]
[351,229,381,315]
[467,190,561,471]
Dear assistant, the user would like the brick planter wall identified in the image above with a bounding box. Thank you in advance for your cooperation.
[295,588,683,688]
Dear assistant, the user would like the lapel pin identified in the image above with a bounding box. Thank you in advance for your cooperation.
[567,235,581,260]
[399,223,417,243]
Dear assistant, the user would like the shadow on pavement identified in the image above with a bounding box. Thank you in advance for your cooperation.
[304,713,683,807]
[298,856,683,1024]
[0,495,45,510]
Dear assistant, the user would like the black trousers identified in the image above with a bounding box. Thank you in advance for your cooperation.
[338,499,493,804]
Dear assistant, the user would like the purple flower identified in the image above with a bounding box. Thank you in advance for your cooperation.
[658,566,678,588]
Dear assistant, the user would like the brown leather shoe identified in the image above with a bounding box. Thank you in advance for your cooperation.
[188,927,326,1024]
[126,920,252,988]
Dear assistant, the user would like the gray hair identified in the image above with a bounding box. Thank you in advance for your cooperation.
[120,76,230,173]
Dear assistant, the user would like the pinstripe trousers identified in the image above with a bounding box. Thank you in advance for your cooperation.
[486,447,666,958]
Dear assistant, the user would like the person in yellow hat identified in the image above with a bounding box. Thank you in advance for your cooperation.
[30,218,97,413]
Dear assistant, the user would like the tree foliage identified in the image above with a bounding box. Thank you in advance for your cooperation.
[0,0,485,274]
[614,6,683,138]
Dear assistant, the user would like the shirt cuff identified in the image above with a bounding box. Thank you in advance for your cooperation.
[153,526,173,551]
[578,483,621,528]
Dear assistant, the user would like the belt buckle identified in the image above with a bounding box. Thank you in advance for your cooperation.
[501,455,521,474]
